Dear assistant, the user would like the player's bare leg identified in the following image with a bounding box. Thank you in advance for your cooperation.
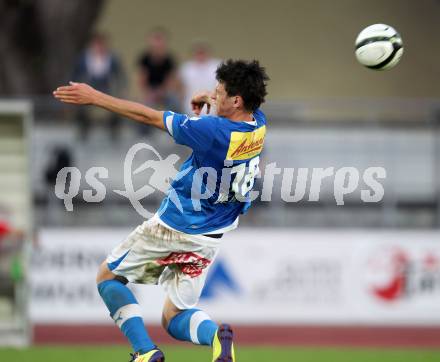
[96,261,117,283]
[96,262,164,362]
[162,297,235,362]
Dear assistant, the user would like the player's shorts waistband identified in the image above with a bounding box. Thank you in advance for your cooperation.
[144,214,223,247]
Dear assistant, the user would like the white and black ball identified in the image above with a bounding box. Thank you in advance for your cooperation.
[355,24,404,70]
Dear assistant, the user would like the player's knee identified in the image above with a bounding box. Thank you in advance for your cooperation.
[161,313,169,331]
[162,309,178,331]
[162,310,181,332]
[96,261,116,284]
[162,298,182,331]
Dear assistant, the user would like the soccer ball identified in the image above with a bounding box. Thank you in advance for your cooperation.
[355,24,404,70]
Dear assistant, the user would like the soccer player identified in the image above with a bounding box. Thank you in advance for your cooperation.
[54,59,269,362]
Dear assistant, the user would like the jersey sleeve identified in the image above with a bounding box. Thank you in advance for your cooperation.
[163,111,216,153]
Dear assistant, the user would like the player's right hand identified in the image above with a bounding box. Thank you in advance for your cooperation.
[53,82,100,105]
[191,92,214,116]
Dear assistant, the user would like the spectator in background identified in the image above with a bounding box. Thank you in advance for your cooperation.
[44,146,73,225]
[44,146,73,191]
[0,219,11,240]
[72,32,126,141]
[0,206,23,303]
[179,42,221,115]
[0,211,13,298]
[137,28,179,113]
[0,206,23,242]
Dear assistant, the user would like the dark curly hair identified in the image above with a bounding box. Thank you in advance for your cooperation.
[216,59,269,112]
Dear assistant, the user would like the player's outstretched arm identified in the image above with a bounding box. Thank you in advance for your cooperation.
[53,82,164,130]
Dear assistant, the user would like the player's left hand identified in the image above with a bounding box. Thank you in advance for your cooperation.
[53,82,100,105]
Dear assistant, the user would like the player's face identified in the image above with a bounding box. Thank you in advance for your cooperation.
[213,82,235,117]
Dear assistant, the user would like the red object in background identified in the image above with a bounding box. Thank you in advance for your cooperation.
[370,249,409,302]
[0,220,11,237]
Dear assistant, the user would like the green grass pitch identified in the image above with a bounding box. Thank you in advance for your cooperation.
[1,345,440,362]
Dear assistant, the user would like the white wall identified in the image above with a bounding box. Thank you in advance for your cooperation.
[30,228,440,325]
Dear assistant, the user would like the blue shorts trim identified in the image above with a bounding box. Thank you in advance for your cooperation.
[108,249,130,271]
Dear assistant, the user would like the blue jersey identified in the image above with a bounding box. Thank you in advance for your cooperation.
[157,110,267,234]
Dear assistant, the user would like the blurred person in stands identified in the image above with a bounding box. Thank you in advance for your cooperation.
[0,213,13,299]
[179,42,221,115]
[73,32,126,141]
[44,146,73,225]
[0,217,11,240]
[0,206,23,243]
[137,28,179,114]
[0,206,24,304]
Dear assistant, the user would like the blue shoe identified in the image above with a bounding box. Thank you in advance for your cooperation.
[212,324,235,362]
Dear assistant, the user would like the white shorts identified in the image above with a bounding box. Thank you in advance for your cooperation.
[106,216,220,310]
